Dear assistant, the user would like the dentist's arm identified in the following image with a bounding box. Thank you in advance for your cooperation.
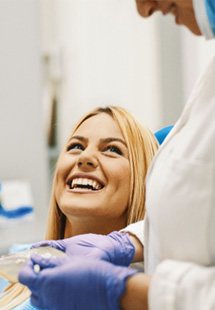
[121,273,150,310]
[127,233,143,262]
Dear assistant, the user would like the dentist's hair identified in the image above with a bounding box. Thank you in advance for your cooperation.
[46,106,158,239]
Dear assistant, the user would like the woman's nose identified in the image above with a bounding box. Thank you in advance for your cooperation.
[77,151,98,170]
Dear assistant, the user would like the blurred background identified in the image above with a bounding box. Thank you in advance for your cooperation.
[0,0,215,253]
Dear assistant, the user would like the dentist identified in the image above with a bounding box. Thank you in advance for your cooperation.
[19,1,215,310]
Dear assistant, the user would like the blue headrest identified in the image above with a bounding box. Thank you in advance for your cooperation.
[154,125,173,144]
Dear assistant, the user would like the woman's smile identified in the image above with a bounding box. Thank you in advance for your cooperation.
[66,174,105,193]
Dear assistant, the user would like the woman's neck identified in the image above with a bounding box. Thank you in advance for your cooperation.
[64,215,127,238]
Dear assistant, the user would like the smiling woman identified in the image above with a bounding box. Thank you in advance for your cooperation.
[54,112,131,236]
[1,106,158,309]
[47,106,158,239]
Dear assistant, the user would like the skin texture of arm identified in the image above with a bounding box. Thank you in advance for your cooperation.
[128,234,144,262]
[121,273,150,310]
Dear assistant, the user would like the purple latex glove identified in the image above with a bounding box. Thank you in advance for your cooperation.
[32,231,135,266]
[19,254,137,310]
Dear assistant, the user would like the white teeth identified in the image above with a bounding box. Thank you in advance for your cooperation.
[70,178,102,190]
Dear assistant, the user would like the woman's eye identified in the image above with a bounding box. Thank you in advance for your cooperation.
[105,145,122,155]
[67,143,84,151]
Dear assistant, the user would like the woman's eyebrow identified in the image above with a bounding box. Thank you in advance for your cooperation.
[100,137,127,146]
[69,136,126,146]
[69,135,87,142]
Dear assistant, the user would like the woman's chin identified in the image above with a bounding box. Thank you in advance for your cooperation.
[60,203,103,218]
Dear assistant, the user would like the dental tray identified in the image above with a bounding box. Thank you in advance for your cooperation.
[0,247,65,283]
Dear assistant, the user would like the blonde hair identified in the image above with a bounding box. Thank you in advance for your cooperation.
[46,106,158,239]
[0,283,30,309]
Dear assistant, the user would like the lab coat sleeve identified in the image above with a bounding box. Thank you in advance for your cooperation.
[149,259,215,310]
[120,220,144,245]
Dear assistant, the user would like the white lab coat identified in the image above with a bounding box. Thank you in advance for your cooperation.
[128,55,215,310]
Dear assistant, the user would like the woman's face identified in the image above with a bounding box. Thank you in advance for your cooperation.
[135,0,201,35]
[55,113,130,225]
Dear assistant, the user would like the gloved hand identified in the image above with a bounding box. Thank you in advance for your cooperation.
[32,231,135,266]
[19,254,138,310]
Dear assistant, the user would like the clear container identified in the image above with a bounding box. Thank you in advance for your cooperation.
[0,247,65,283]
